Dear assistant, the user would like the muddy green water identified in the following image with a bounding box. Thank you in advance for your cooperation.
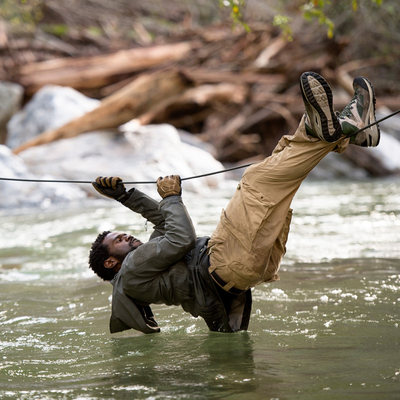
[1,179,399,400]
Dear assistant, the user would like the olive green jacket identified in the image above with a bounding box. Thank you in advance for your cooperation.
[109,189,251,334]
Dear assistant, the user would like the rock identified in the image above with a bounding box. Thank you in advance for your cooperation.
[0,81,24,144]
[2,84,225,209]
[18,122,225,199]
[178,128,216,155]
[377,107,400,139]
[308,151,368,180]
[0,145,86,209]
[6,85,99,149]
[372,108,400,172]
[370,131,400,172]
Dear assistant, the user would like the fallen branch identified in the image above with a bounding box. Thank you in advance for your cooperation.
[13,69,192,154]
[336,58,388,95]
[16,42,193,94]
[139,83,248,125]
[252,36,288,70]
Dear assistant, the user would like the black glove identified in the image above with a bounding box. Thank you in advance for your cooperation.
[157,175,182,199]
[92,176,130,202]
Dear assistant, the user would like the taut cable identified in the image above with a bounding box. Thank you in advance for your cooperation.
[0,110,399,185]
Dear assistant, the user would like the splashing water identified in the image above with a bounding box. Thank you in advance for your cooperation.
[0,178,399,399]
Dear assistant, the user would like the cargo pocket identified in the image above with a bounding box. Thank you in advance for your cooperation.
[223,178,275,252]
[262,208,292,282]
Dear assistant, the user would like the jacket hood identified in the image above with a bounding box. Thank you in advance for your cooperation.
[109,272,160,334]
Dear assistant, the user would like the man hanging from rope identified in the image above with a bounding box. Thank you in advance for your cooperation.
[88,72,381,334]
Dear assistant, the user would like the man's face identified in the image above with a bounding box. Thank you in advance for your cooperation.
[103,232,143,261]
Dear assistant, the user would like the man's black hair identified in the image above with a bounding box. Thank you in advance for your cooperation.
[88,230,117,281]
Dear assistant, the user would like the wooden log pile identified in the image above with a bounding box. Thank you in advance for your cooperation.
[4,23,398,175]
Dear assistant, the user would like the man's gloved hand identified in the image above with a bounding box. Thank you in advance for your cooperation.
[92,176,128,202]
[157,175,182,199]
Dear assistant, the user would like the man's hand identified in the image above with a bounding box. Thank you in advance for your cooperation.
[92,176,128,202]
[157,175,182,199]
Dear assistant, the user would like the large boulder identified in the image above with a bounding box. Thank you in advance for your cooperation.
[6,85,99,149]
[308,151,368,180]
[19,123,225,198]
[377,107,400,139]
[0,81,24,144]
[4,84,225,209]
[371,130,400,172]
[0,145,86,209]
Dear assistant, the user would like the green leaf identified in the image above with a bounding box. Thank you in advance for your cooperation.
[273,14,293,41]
[42,24,69,37]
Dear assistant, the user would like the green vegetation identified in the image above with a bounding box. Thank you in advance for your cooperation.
[219,0,385,38]
[41,24,69,37]
[0,0,43,32]
[219,0,250,30]
[0,0,389,41]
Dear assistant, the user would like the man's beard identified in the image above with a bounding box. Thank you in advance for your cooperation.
[129,237,142,251]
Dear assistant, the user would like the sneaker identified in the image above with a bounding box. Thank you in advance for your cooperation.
[300,71,343,142]
[337,77,380,147]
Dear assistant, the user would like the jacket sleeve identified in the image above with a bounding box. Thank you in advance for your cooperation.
[122,188,165,239]
[122,195,196,284]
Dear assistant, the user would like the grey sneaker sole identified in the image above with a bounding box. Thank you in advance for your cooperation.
[300,72,343,142]
[353,77,380,147]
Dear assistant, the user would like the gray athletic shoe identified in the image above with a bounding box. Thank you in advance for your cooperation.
[337,77,380,147]
[300,71,343,142]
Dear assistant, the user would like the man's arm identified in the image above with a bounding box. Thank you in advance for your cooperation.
[122,193,196,283]
[92,176,165,238]
[120,188,165,238]
[122,176,196,283]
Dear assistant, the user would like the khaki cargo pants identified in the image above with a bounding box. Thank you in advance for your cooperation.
[208,116,349,291]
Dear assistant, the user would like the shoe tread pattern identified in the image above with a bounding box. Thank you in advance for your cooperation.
[300,71,342,142]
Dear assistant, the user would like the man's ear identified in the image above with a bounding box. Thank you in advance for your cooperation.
[104,256,120,270]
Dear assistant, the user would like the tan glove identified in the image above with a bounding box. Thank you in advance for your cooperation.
[157,175,182,199]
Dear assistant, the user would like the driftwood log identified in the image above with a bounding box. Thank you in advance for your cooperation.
[13,69,193,154]
[15,42,193,95]
[5,23,399,175]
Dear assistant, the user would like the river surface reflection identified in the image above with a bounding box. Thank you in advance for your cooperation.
[0,178,399,399]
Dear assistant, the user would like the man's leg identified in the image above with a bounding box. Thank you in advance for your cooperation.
[208,116,347,290]
[208,71,377,292]
[241,115,347,205]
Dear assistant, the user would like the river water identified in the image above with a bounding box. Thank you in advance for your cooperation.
[0,178,399,400]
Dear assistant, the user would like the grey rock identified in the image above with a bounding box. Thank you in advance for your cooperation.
[377,107,400,139]
[6,85,99,149]
[0,145,86,209]
[309,152,368,180]
[0,81,24,144]
[19,123,225,199]
[370,131,400,172]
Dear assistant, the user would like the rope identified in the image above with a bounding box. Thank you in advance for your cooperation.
[0,109,399,185]
[0,163,253,185]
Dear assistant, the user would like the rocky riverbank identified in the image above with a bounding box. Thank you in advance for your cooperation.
[0,84,225,209]
[1,0,399,209]
[1,82,399,209]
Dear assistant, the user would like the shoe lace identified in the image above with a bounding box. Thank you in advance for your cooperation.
[340,96,357,118]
